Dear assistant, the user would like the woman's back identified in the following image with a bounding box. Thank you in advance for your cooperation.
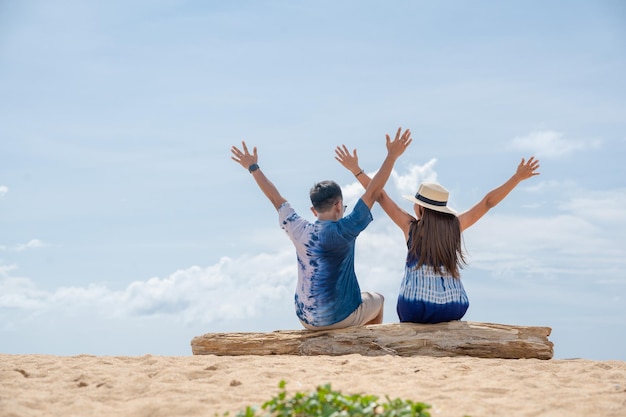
[406,210,466,278]
[398,214,469,324]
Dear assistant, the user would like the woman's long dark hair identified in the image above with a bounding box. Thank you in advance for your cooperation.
[407,207,467,278]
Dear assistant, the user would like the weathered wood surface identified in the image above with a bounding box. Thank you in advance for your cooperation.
[191,321,554,360]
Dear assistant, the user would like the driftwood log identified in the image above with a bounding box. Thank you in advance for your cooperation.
[191,321,553,360]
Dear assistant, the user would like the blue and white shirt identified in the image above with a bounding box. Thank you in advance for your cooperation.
[396,227,470,324]
[397,264,469,324]
[278,199,373,327]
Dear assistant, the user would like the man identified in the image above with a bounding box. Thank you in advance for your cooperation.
[230,127,411,330]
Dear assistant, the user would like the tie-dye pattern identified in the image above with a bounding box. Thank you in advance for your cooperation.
[396,245,470,323]
[278,199,372,326]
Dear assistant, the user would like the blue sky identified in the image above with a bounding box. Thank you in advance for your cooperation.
[1,0,625,360]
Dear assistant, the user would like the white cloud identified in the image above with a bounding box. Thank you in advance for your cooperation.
[391,158,440,197]
[0,185,7,197]
[524,179,578,194]
[509,131,601,158]
[1,239,45,252]
[463,182,626,284]
[341,159,439,205]
[464,213,622,279]
[0,250,296,325]
[0,277,47,309]
[15,239,45,251]
[0,264,18,278]
[559,188,626,223]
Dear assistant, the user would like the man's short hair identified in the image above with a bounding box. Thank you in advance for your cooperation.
[310,180,342,212]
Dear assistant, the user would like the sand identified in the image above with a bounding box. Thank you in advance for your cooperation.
[1,353,625,417]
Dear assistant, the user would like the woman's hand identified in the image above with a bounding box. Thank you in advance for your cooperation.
[334,145,362,175]
[515,156,541,181]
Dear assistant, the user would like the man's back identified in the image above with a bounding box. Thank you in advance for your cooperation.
[278,199,372,326]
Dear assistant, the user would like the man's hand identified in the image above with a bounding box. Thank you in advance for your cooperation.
[386,127,412,159]
[230,141,286,209]
[231,141,258,170]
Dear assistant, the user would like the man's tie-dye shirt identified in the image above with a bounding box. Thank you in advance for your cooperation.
[278,198,373,326]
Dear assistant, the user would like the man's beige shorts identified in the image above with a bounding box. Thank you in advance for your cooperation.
[300,292,384,330]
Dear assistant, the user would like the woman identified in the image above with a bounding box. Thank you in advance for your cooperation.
[335,145,540,323]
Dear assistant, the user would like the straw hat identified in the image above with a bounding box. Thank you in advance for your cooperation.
[402,182,457,215]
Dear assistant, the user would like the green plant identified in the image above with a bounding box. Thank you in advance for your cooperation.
[226,380,432,417]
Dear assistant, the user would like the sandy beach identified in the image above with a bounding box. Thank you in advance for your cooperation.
[1,353,625,417]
